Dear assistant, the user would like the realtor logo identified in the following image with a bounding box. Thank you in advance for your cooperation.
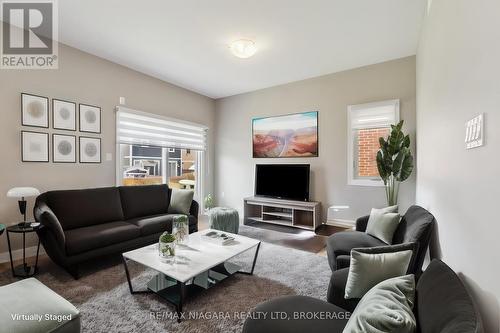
[1,0,58,69]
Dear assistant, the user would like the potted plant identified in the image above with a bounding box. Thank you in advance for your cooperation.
[204,193,215,212]
[376,120,414,206]
[172,215,189,244]
[159,232,176,262]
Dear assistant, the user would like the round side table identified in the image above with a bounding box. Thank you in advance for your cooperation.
[6,223,42,278]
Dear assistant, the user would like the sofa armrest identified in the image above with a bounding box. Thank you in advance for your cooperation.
[34,201,65,248]
[355,215,370,232]
[189,199,199,217]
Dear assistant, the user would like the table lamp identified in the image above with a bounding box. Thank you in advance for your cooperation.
[7,187,40,228]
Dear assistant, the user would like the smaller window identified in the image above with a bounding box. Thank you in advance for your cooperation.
[347,100,400,186]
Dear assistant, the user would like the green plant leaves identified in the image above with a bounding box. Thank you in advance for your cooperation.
[376,120,414,204]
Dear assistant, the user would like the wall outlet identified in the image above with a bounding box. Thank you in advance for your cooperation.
[465,114,484,149]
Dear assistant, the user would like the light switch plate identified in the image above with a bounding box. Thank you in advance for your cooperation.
[465,114,484,149]
[106,153,113,161]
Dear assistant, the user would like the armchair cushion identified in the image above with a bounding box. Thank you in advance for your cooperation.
[365,205,399,244]
[326,231,385,271]
[344,245,414,299]
[366,210,400,244]
[343,274,416,333]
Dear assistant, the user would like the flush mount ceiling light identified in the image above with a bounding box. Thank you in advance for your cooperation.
[230,39,257,59]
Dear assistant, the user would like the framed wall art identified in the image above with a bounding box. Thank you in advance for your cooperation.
[252,111,318,158]
[79,104,101,133]
[21,131,49,162]
[79,136,101,163]
[21,93,49,128]
[53,134,76,163]
[53,99,76,131]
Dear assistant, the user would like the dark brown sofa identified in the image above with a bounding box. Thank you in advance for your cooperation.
[34,184,198,279]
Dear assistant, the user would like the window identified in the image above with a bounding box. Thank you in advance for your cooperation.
[116,107,207,203]
[347,100,399,186]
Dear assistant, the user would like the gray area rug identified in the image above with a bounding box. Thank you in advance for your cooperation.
[0,241,331,333]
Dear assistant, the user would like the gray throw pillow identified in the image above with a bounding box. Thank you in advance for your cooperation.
[343,275,416,333]
[345,248,413,299]
[168,189,194,215]
[366,205,400,244]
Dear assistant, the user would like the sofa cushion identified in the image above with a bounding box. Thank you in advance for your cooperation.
[127,214,174,236]
[326,231,385,271]
[46,187,124,230]
[65,221,140,255]
[119,185,170,219]
[416,260,481,333]
[0,278,80,333]
[242,295,349,333]
[168,189,194,215]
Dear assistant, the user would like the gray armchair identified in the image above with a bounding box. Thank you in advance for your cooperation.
[326,205,435,275]
[242,260,482,333]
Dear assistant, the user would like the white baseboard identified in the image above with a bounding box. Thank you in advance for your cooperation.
[326,219,355,229]
[0,245,46,264]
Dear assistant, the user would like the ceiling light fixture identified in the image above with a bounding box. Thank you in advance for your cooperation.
[230,39,257,59]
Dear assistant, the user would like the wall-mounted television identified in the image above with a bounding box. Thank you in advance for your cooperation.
[255,164,310,201]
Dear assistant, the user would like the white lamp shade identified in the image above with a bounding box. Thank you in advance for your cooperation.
[7,187,40,198]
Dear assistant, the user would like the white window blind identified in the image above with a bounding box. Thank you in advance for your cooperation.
[349,100,400,130]
[116,107,208,151]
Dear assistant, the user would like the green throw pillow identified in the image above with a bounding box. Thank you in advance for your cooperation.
[168,189,194,215]
[345,248,413,299]
[343,275,416,333]
[366,205,400,244]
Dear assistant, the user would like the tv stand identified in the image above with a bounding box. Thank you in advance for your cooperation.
[243,196,321,231]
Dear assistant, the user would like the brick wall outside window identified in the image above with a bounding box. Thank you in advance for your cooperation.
[357,127,390,177]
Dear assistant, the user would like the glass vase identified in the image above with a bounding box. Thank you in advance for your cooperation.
[159,232,176,263]
[173,215,189,245]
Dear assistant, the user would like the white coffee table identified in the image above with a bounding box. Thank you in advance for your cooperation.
[122,229,261,321]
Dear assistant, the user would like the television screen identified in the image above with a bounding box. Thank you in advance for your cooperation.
[255,164,310,201]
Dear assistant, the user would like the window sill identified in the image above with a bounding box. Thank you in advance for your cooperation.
[348,179,385,187]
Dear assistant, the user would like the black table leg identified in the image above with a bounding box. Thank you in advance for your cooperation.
[34,239,41,274]
[6,230,15,276]
[177,281,186,323]
[122,256,151,294]
[237,242,261,275]
[22,232,27,274]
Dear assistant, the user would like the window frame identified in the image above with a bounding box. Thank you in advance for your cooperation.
[347,99,400,187]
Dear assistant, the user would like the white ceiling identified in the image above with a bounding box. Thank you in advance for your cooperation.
[59,0,426,99]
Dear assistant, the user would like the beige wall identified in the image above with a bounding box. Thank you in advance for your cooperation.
[417,0,500,331]
[0,43,215,256]
[214,56,416,221]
